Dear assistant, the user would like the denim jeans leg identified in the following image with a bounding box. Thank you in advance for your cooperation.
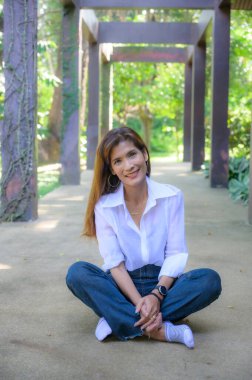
[161,268,222,322]
[66,261,143,341]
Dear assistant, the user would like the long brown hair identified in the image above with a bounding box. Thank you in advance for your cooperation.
[83,127,151,237]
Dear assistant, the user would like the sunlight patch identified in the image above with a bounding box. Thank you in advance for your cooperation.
[0,263,12,270]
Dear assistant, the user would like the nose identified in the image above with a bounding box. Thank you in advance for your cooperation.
[124,158,134,172]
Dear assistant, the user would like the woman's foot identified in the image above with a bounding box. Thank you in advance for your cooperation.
[144,321,194,349]
[95,317,112,341]
[164,321,194,349]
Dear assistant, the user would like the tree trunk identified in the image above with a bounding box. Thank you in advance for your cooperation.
[0,0,38,221]
[138,106,153,152]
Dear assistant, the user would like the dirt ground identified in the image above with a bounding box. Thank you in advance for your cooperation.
[1,161,252,380]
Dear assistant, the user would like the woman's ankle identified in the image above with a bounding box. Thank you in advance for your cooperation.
[143,325,166,341]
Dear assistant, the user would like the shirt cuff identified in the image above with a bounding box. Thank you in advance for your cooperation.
[158,253,188,279]
[102,255,125,272]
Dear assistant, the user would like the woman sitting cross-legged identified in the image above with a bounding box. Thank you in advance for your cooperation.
[66,127,221,348]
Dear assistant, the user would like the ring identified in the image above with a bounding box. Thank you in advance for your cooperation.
[151,315,156,319]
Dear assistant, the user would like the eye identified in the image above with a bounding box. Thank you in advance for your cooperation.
[129,151,137,157]
[113,159,121,165]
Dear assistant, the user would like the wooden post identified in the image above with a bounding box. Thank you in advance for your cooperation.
[191,43,206,170]
[100,62,113,140]
[0,0,38,221]
[210,2,230,187]
[87,43,100,169]
[249,119,252,224]
[183,62,192,162]
[61,4,80,185]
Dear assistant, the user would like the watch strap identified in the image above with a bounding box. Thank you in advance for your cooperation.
[149,292,162,303]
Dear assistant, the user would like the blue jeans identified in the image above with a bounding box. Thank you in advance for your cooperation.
[66,262,221,341]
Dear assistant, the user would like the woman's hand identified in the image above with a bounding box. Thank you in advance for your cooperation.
[142,312,163,333]
[134,294,161,330]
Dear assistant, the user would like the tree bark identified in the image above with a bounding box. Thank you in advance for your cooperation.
[138,106,153,152]
[1,0,38,221]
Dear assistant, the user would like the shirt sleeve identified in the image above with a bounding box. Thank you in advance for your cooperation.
[159,190,188,279]
[94,203,125,271]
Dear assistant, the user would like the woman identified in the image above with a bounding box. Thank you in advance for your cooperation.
[66,127,221,348]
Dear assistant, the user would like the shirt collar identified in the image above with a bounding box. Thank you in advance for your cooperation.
[100,176,177,208]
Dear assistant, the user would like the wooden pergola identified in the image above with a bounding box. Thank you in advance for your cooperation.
[1,0,252,224]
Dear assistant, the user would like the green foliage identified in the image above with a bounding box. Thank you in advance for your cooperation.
[38,169,60,198]
[37,1,62,141]
[228,157,250,204]
[202,157,250,205]
[201,161,210,179]
[113,61,184,156]
[228,11,252,158]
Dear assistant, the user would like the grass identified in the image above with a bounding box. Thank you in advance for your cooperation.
[38,165,60,198]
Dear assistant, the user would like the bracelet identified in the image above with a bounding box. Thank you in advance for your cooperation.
[149,292,162,303]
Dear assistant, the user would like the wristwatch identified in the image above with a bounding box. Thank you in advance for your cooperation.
[154,285,167,297]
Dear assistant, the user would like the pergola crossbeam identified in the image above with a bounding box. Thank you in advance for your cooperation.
[98,22,198,44]
[73,0,215,10]
[111,47,187,63]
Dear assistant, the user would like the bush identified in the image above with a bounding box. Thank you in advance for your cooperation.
[202,157,250,205]
[228,157,249,205]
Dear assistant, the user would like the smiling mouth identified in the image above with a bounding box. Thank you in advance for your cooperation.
[126,170,139,178]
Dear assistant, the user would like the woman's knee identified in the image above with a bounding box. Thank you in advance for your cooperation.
[202,268,222,300]
[66,261,95,290]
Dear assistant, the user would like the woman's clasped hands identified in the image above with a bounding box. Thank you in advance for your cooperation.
[134,294,163,333]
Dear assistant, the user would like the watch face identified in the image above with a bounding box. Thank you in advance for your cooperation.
[158,286,167,296]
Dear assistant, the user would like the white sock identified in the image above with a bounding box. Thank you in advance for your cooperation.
[164,321,194,349]
[95,317,112,341]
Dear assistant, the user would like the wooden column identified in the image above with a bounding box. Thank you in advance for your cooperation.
[210,2,230,187]
[100,62,113,140]
[191,43,206,170]
[0,0,38,222]
[249,120,252,224]
[183,62,192,162]
[61,4,80,185]
[87,44,100,169]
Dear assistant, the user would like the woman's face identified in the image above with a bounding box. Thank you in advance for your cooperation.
[110,140,148,189]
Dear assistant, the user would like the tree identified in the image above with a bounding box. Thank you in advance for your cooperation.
[228,11,252,158]
[113,61,184,156]
[0,0,38,221]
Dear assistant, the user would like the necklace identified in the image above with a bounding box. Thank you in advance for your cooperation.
[129,211,142,216]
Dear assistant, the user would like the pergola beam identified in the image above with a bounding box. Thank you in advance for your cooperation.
[183,62,192,162]
[187,11,213,61]
[86,44,100,169]
[80,9,98,43]
[217,0,231,7]
[249,121,252,224]
[60,0,74,5]
[73,0,215,10]
[101,44,113,63]
[61,5,80,185]
[210,2,231,187]
[98,22,198,44]
[197,10,214,43]
[111,47,187,63]
[191,44,206,170]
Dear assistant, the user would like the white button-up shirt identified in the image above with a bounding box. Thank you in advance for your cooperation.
[94,177,188,279]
